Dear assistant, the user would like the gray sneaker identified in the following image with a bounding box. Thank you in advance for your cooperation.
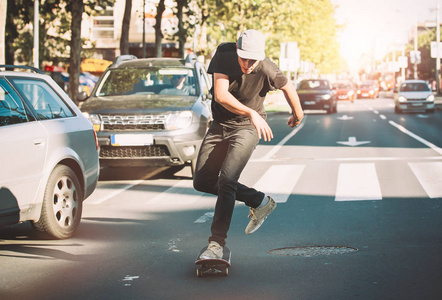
[200,241,223,260]
[245,196,277,234]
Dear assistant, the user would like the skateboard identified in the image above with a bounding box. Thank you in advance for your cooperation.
[195,246,231,277]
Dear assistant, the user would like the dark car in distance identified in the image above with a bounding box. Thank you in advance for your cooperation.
[297,79,337,114]
[80,55,213,176]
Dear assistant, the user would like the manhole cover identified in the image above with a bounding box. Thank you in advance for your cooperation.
[268,246,358,257]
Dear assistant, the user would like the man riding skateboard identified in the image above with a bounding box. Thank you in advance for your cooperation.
[193,29,304,260]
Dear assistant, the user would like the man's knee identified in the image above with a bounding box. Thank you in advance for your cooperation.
[193,176,211,194]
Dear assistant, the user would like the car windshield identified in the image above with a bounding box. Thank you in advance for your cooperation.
[334,83,351,89]
[400,82,430,92]
[95,67,197,97]
[299,80,330,90]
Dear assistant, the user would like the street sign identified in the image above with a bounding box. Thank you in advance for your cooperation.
[410,51,421,64]
[430,42,442,58]
[398,56,408,68]
[280,42,300,71]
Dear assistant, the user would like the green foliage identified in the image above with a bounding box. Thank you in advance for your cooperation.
[7,0,114,66]
[200,0,342,74]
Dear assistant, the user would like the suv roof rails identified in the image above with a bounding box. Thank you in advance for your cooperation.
[113,55,138,66]
[0,65,45,74]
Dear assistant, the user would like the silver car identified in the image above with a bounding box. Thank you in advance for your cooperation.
[0,65,99,239]
[394,80,435,113]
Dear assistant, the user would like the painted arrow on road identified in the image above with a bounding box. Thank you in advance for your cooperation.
[337,115,354,120]
[337,137,371,147]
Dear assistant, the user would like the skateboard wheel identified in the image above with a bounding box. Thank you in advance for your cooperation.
[222,267,228,276]
[196,269,203,277]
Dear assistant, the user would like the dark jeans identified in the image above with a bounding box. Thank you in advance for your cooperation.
[193,122,265,247]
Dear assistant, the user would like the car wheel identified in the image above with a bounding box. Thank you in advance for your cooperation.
[33,165,83,239]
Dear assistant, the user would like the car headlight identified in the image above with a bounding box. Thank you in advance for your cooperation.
[322,94,331,100]
[427,94,435,101]
[82,112,102,131]
[165,111,193,130]
[347,91,354,96]
[398,96,407,102]
[369,90,374,95]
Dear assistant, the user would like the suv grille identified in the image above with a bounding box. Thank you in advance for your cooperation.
[100,145,170,158]
[100,114,167,131]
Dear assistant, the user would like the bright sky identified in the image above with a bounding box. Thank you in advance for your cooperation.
[331,0,439,72]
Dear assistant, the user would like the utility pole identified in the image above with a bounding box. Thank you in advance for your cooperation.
[33,0,39,68]
[142,0,146,58]
[414,22,418,79]
[437,4,440,94]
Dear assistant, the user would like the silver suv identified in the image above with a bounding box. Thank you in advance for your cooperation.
[0,65,100,239]
[80,55,212,176]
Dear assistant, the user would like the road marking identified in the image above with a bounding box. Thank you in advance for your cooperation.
[389,121,442,155]
[88,179,145,204]
[380,115,386,120]
[147,179,204,204]
[337,136,371,147]
[194,212,214,223]
[257,117,306,161]
[335,163,382,201]
[337,115,354,120]
[408,162,442,198]
[253,164,305,203]
[121,275,139,287]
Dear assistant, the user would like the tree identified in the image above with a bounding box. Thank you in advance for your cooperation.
[68,0,84,104]
[154,0,165,57]
[120,0,132,55]
[198,0,342,74]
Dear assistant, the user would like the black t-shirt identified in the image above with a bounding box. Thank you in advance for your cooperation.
[207,42,288,127]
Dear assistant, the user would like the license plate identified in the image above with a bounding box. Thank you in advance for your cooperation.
[111,134,153,146]
[362,93,369,97]
[411,102,423,107]
[304,101,316,105]
[338,95,347,99]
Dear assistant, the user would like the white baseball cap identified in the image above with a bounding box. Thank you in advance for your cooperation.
[237,29,265,60]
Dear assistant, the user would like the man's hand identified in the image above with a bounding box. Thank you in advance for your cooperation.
[250,110,273,141]
[287,115,303,128]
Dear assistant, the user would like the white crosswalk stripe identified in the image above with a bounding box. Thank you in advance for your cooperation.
[408,162,442,199]
[335,163,382,201]
[89,160,442,206]
[252,164,305,203]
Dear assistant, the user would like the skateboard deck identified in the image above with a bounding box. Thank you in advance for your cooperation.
[195,246,231,277]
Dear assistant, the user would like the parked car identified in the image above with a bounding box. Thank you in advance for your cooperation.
[80,55,213,176]
[357,82,379,99]
[296,79,337,114]
[0,65,99,239]
[333,81,356,102]
[394,80,435,113]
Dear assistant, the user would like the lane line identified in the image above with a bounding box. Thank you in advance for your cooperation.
[408,162,442,198]
[389,120,442,155]
[335,163,382,201]
[88,179,145,205]
[253,164,305,203]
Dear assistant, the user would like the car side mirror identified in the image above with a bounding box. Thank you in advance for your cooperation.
[76,91,88,102]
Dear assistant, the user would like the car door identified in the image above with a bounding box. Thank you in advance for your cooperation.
[0,78,48,222]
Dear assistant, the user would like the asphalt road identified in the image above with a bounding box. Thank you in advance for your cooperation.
[1,97,442,300]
